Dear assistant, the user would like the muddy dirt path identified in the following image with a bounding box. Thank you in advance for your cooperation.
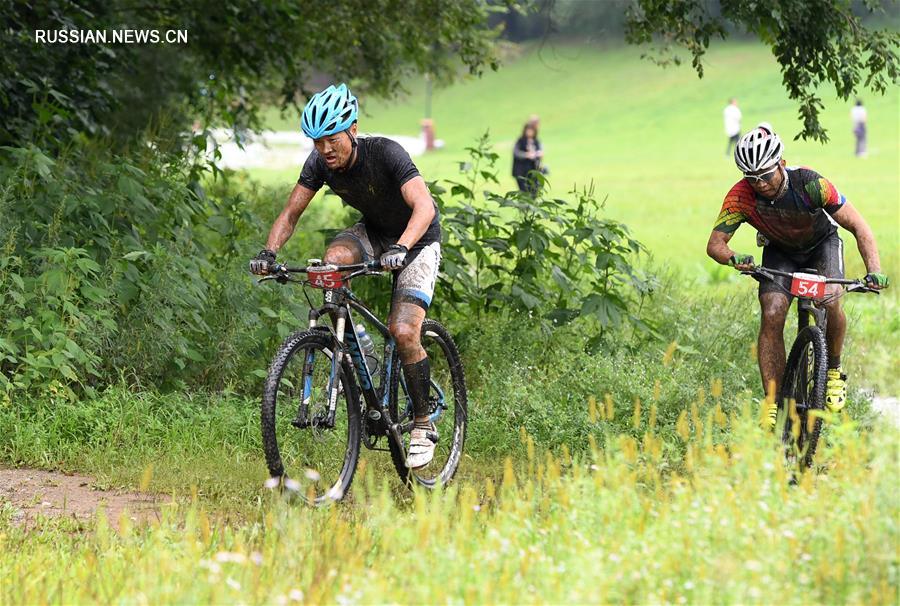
[0,467,164,527]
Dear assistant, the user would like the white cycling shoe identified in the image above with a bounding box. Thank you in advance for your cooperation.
[407,421,438,469]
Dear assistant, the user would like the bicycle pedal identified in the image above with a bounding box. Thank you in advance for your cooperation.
[327,410,337,426]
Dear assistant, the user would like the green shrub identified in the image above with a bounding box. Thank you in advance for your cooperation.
[0,142,308,396]
[431,133,655,340]
[0,247,113,398]
[1,134,662,399]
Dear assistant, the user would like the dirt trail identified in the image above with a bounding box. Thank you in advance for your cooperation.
[0,467,164,527]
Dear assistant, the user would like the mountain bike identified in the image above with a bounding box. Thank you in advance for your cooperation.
[743,265,878,470]
[258,259,467,504]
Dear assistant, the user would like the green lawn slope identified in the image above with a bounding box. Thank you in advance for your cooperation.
[258,39,898,280]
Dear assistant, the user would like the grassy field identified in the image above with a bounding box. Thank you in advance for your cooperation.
[256,39,899,280]
[2,290,897,603]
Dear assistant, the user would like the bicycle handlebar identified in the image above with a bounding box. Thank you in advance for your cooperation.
[740,265,880,295]
[257,259,385,284]
[271,259,383,274]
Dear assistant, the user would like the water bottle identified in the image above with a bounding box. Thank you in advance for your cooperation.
[354,324,376,372]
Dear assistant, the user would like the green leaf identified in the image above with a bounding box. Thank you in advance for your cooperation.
[511,285,540,310]
[207,215,232,235]
[74,257,102,275]
[43,269,67,294]
[185,348,205,362]
[58,364,79,381]
[122,251,150,261]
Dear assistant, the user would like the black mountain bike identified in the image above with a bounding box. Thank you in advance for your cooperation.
[744,265,878,470]
[258,259,467,504]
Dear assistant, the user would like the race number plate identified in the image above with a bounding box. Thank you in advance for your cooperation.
[308,270,344,289]
[790,272,826,300]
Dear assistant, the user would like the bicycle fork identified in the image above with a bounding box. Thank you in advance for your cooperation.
[292,303,347,430]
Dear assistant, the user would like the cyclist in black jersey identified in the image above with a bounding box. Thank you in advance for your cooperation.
[706,123,889,426]
[249,84,441,468]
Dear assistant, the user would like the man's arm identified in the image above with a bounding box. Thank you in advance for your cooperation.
[266,184,317,253]
[396,176,436,250]
[832,202,882,273]
[707,230,755,269]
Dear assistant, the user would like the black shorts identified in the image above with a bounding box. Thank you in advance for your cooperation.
[758,233,844,297]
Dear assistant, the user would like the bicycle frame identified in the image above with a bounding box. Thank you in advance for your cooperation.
[310,290,397,420]
[280,262,445,451]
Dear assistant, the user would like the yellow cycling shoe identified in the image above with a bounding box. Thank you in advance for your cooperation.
[825,368,847,413]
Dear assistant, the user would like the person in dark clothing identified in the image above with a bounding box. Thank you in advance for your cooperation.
[512,123,543,195]
[851,99,867,158]
[248,84,441,469]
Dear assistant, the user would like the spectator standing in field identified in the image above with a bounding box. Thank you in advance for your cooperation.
[512,122,543,195]
[851,99,867,158]
[724,98,742,157]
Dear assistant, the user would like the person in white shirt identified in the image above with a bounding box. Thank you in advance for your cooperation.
[851,99,867,158]
[724,98,742,157]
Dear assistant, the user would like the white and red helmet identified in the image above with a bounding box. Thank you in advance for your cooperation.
[734,122,783,173]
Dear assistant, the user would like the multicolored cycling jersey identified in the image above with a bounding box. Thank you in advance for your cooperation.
[713,166,846,253]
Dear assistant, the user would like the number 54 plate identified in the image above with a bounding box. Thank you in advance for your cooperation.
[790,272,826,299]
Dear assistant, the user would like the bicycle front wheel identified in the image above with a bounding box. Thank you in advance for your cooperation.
[389,319,468,488]
[261,329,361,504]
[779,325,827,471]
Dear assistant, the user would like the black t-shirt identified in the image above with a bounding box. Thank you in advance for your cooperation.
[298,136,441,245]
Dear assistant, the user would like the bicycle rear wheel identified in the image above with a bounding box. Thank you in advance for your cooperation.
[389,319,468,488]
[261,330,361,504]
[778,325,827,471]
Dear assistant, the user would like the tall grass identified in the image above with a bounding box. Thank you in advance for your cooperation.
[2,405,895,604]
[0,280,882,502]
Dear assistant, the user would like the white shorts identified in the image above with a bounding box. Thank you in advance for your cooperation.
[331,223,441,310]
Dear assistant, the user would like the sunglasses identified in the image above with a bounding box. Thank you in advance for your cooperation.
[744,166,780,184]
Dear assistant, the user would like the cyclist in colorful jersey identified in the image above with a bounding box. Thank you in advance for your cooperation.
[249,84,441,468]
[705,123,889,426]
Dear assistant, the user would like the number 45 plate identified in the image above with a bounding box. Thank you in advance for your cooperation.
[790,272,826,300]
[308,270,344,289]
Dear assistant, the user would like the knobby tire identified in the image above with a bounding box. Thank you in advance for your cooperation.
[261,329,361,504]
[779,325,827,471]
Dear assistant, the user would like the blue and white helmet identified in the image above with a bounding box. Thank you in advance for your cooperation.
[300,83,358,139]
[734,122,784,173]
